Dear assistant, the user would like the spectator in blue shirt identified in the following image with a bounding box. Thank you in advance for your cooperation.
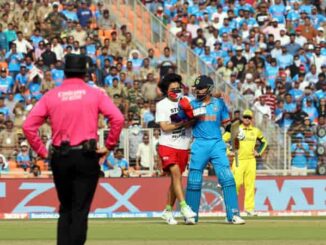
[104,66,120,87]
[283,93,297,113]
[0,68,13,95]
[51,60,65,87]
[285,34,301,56]
[277,46,294,68]
[143,102,156,127]
[5,43,24,80]
[291,133,309,170]
[303,98,319,123]
[14,65,28,93]
[16,141,32,171]
[0,97,10,119]
[30,29,44,49]
[77,1,93,27]
[289,80,304,103]
[61,2,78,22]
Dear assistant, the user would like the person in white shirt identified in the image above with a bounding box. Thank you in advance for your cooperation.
[241,73,257,104]
[186,15,200,38]
[279,28,290,46]
[13,31,33,55]
[135,133,156,170]
[156,73,196,225]
[253,96,272,125]
[51,37,64,61]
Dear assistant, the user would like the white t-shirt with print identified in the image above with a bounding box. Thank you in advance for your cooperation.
[155,97,192,150]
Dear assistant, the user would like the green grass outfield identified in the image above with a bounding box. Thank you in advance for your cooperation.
[0,217,326,245]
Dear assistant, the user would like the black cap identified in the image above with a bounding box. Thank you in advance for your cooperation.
[64,54,87,74]
[194,75,214,89]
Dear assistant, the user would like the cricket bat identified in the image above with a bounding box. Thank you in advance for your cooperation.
[230,120,240,167]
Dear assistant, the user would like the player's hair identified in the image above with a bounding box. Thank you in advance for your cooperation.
[158,73,182,95]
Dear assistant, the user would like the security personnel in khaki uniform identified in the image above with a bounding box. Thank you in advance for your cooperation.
[0,120,19,159]
[223,109,267,216]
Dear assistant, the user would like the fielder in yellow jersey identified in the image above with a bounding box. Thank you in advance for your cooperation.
[223,109,267,216]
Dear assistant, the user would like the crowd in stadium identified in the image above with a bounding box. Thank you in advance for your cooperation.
[0,0,324,177]
[147,0,326,172]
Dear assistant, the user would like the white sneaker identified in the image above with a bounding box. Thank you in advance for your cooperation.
[185,217,196,225]
[226,215,246,225]
[161,210,178,225]
[180,205,196,219]
[245,210,258,216]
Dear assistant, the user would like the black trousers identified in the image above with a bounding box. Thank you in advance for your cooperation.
[51,149,100,245]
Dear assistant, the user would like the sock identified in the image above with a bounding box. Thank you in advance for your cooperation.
[165,205,172,211]
[180,200,187,208]
[186,190,201,222]
[222,184,240,221]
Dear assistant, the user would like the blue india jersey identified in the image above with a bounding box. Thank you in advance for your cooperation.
[190,97,230,140]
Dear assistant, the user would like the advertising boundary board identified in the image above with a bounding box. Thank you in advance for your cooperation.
[0,176,325,219]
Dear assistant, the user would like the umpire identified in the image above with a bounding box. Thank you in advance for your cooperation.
[23,54,124,245]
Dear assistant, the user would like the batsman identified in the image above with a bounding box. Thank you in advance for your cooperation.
[179,75,245,225]
[224,109,268,216]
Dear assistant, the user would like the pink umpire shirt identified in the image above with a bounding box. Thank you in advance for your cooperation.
[23,78,124,158]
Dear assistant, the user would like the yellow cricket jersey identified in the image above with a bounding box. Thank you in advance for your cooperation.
[223,124,268,160]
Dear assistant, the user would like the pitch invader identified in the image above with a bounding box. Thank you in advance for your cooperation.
[156,73,196,225]
[179,75,245,225]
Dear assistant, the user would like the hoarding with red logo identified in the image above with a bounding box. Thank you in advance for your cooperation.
[0,176,325,219]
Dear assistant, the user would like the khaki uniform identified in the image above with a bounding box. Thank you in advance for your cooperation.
[0,129,18,159]
[109,40,120,57]
[106,84,125,98]
[37,5,52,22]
[41,80,56,92]
[126,88,143,113]
[141,82,158,101]
[139,67,155,81]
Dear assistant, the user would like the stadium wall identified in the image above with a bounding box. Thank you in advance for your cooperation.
[0,177,325,219]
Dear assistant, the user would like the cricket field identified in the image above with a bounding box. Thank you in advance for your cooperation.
[0,217,325,245]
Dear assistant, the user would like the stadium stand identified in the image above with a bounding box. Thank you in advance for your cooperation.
[0,0,324,178]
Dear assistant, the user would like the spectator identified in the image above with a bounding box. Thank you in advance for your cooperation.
[51,60,65,87]
[45,2,67,38]
[4,92,16,119]
[41,70,55,93]
[157,47,176,78]
[241,73,256,104]
[51,37,64,61]
[16,141,31,171]
[291,133,309,175]
[254,96,272,125]
[77,1,93,28]
[0,119,18,159]
[136,133,156,170]
[302,98,319,123]
[5,43,24,80]
[143,101,156,127]
[0,153,8,172]
[112,148,129,177]
[141,73,158,101]
[0,68,14,95]
[41,42,57,68]
[71,23,88,47]
[98,9,115,30]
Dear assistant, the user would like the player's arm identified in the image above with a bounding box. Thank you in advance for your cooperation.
[159,121,184,133]
[256,128,268,156]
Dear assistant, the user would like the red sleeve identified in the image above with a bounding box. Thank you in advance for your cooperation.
[98,90,124,150]
[22,97,49,158]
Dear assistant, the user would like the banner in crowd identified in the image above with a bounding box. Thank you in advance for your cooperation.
[0,176,325,219]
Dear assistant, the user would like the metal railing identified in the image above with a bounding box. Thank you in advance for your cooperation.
[104,0,294,174]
